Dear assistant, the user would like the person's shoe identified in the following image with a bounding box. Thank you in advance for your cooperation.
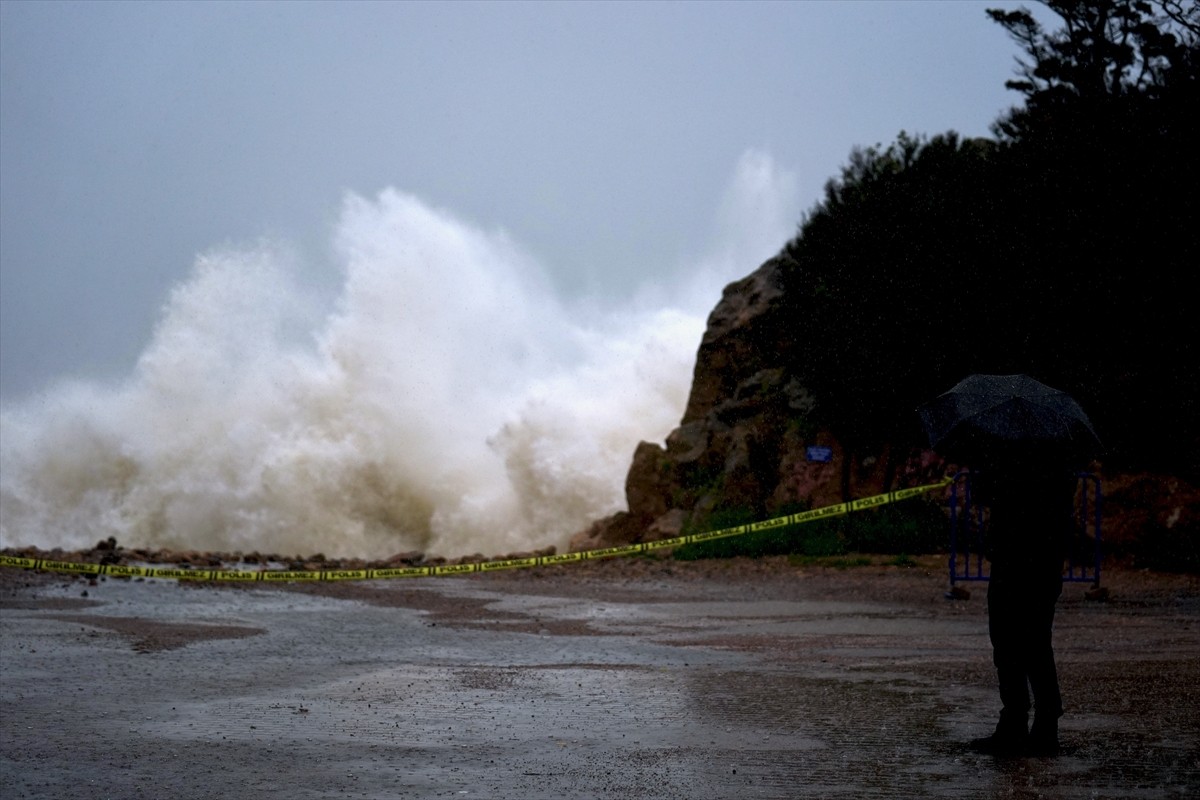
[969,714,1028,756]
[969,731,1028,756]
[1027,717,1060,756]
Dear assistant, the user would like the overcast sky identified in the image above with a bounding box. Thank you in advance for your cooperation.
[1,0,1041,402]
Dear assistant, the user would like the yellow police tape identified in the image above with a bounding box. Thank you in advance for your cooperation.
[0,477,953,582]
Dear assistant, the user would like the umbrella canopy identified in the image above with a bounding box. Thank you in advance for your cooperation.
[916,374,1101,467]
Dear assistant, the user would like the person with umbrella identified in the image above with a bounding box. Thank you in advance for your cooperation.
[918,374,1101,757]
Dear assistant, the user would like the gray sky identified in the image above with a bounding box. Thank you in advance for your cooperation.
[1,0,1036,402]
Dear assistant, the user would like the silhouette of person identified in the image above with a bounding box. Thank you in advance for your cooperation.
[968,456,1077,756]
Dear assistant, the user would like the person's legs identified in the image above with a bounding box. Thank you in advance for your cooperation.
[971,580,1030,754]
[1025,582,1064,754]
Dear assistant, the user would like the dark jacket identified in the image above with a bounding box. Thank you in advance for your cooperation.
[974,465,1076,584]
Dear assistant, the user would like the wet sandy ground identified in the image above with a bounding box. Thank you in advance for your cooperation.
[1,556,1197,799]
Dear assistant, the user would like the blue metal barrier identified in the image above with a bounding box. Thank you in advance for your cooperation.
[949,471,1102,586]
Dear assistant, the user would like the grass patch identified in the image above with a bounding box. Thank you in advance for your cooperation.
[672,498,949,561]
[670,506,786,561]
[840,500,949,554]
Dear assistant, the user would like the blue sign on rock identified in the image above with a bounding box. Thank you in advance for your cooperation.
[805,446,834,463]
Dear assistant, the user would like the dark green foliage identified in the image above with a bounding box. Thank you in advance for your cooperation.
[777,0,1199,479]
[838,500,951,555]
[672,504,802,561]
[781,132,1006,455]
[672,499,949,560]
[670,526,831,561]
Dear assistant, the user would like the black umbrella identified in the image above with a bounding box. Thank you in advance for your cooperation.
[916,374,1101,467]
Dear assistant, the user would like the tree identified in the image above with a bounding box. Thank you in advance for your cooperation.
[984,1,1199,471]
[780,133,1009,459]
[987,0,1200,139]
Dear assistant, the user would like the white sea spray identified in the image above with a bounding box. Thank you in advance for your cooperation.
[0,151,796,558]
